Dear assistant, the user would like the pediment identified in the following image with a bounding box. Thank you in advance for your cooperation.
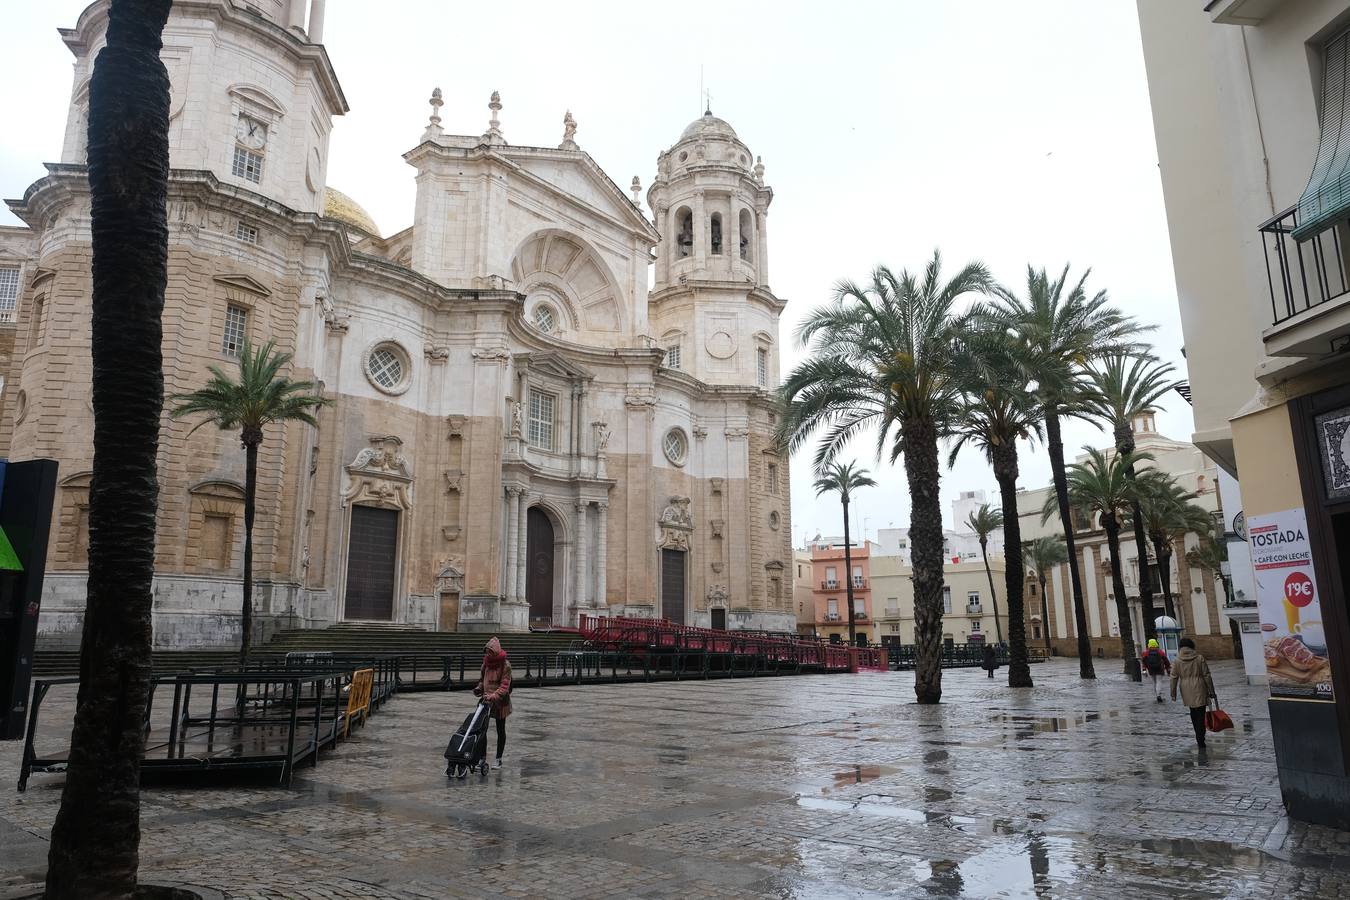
[213,274,272,297]
[514,349,593,383]
[506,151,657,241]
[228,83,286,119]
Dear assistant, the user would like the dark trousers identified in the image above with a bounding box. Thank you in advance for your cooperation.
[493,714,507,759]
[1188,706,1207,746]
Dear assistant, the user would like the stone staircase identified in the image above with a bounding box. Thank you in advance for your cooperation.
[31,625,583,678]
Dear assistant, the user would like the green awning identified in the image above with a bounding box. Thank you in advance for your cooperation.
[0,526,21,572]
[1294,29,1350,240]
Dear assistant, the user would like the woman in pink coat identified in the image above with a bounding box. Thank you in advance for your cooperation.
[473,637,513,768]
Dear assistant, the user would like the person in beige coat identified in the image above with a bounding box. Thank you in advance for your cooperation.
[1170,637,1217,748]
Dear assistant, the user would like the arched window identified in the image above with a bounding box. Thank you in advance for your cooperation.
[739,209,753,261]
[710,213,723,255]
[675,208,693,259]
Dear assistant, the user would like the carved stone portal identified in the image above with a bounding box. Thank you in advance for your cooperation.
[658,496,693,551]
[343,435,412,509]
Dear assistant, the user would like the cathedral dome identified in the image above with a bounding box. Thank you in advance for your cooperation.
[680,109,738,142]
[322,187,380,237]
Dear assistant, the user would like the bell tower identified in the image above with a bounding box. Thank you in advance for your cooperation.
[646,109,782,388]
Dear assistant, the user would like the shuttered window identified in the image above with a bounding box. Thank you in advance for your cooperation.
[1294,29,1350,240]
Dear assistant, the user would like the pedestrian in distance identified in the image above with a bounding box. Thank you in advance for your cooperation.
[1141,638,1171,702]
[1169,637,1217,749]
[473,637,513,768]
[982,643,998,679]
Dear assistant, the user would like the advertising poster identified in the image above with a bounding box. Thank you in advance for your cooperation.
[1249,508,1334,700]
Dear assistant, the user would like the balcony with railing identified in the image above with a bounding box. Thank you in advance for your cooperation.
[1259,208,1350,356]
[966,602,983,615]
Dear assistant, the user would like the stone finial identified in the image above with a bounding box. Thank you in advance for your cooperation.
[753,155,765,183]
[630,176,641,206]
[483,90,506,145]
[423,86,444,139]
[559,109,578,150]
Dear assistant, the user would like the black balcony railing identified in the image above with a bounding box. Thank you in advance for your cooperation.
[1260,206,1350,325]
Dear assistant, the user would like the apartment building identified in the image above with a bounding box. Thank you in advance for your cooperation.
[1138,0,1350,827]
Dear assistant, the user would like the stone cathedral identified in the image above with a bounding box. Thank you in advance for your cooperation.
[0,0,795,647]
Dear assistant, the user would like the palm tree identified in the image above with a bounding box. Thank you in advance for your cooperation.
[983,265,1149,679]
[813,461,877,645]
[1046,447,1150,680]
[948,331,1042,686]
[1024,536,1069,653]
[1083,353,1182,643]
[964,504,1005,645]
[44,1,173,895]
[1186,522,1231,604]
[172,339,330,662]
[1134,471,1213,628]
[782,250,994,703]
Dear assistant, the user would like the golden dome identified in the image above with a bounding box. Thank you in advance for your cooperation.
[322,187,380,237]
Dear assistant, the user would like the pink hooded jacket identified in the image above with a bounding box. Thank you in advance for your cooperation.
[475,637,513,718]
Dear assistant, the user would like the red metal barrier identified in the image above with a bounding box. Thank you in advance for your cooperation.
[578,614,884,674]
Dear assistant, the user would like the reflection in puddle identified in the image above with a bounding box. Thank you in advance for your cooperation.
[988,710,1121,739]
[831,764,900,786]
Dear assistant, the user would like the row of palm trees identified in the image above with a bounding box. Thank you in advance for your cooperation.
[781,251,1213,704]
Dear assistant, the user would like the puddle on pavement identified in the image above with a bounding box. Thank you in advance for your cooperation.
[988,710,1121,738]
[798,795,983,831]
[830,764,901,786]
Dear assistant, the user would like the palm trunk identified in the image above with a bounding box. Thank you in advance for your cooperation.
[1039,572,1052,652]
[979,537,1003,645]
[45,2,172,895]
[992,442,1031,687]
[904,418,945,704]
[842,496,855,645]
[241,432,260,663]
[1116,425,1157,644]
[1153,533,1177,621]
[1045,409,1095,678]
[1103,514,1141,681]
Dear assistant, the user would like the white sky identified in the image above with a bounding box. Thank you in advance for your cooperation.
[0,1,1194,547]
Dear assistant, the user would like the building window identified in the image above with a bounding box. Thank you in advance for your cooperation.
[662,427,688,466]
[739,209,753,261]
[222,304,248,356]
[797,564,802,578]
[1029,582,1037,596]
[29,296,45,346]
[827,599,839,618]
[971,619,981,634]
[232,146,264,184]
[0,266,18,323]
[365,342,412,395]
[756,347,769,387]
[852,566,863,587]
[528,389,556,450]
[767,463,778,493]
[968,590,980,610]
[710,212,723,255]
[1033,624,1042,639]
[235,221,259,244]
[533,303,557,334]
[942,586,952,614]
[675,207,693,258]
[825,567,837,588]
[664,343,681,369]
[769,511,780,530]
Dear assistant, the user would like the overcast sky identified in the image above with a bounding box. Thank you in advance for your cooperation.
[0,1,1194,547]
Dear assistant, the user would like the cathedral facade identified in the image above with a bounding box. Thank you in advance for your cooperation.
[0,0,795,647]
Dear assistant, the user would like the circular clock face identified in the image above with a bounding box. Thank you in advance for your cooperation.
[236,117,267,150]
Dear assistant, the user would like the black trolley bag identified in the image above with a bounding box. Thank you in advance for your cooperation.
[444,700,492,778]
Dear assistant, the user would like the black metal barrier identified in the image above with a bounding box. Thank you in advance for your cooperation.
[886,643,1048,671]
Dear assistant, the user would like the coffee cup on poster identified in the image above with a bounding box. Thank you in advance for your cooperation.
[1300,620,1326,651]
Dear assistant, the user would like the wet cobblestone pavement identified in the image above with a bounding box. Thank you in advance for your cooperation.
[3,660,1350,898]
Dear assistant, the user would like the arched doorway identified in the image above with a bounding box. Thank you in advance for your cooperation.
[526,507,555,626]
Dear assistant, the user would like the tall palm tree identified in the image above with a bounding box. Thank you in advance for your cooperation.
[172,339,330,662]
[964,504,1005,645]
[1046,447,1150,680]
[44,2,173,896]
[813,461,877,645]
[948,331,1042,686]
[1134,471,1213,629]
[782,250,994,703]
[1024,536,1069,653]
[983,265,1149,679]
[1082,353,1182,643]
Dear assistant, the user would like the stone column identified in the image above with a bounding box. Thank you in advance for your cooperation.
[656,204,670,287]
[516,496,529,603]
[757,208,769,286]
[574,501,589,610]
[504,487,520,602]
[596,501,609,609]
[287,0,306,33]
[694,191,707,269]
[308,0,327,42]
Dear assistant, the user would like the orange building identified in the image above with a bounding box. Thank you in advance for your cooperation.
[808,538,871,644]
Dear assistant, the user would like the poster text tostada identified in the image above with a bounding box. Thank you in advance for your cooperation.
[1248,507,1334,701]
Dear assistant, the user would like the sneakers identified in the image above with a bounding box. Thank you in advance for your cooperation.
[493,758,503,770]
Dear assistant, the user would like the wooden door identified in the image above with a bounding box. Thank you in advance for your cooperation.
[527,507,554,625]
[439,591,460,632]
[711,607,726,630]
[344,506,398,620]
[661,549,686,625]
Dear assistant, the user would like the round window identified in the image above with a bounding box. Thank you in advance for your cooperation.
[769,511,781,531]
[15,390,27,425]
[678,151,688,163]
[662,428,688,466]
[534,303,557,334]
[364,342,411,395]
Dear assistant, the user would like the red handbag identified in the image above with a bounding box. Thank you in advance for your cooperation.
[1205,701,1234,733]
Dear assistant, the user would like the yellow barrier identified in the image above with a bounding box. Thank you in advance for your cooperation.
[344,668,374,738]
